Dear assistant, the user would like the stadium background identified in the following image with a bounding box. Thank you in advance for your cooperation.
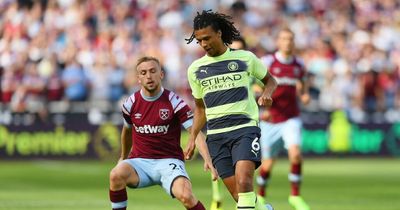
[0,0,400,209]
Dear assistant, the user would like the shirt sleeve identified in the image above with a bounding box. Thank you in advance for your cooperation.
[248,51,268,80]
[187,64,202,99]
[296,57,307,80]
[121,95,134,126]
[169,91,194,129]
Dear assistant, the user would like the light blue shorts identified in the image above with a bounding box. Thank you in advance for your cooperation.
[259,117,302,159]
[122,158,189,197]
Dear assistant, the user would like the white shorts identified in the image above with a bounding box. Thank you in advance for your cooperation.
[122,158,189,197]
[259,117,302,159]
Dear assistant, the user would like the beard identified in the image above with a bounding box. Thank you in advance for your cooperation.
[143,83,159,94]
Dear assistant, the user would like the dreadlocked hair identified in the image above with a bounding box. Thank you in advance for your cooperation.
[185,10,241,45]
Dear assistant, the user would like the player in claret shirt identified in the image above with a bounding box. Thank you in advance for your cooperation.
[108,56,217,210]
[256,28,311,210]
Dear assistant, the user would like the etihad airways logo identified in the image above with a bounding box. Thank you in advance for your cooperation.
[200,73,242,87]
[134,124,170,134]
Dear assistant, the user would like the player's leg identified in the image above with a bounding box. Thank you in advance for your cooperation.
[160,158,206,210]
[220,175,237,201]
[287,144,309,210]
[257,158,275,198]
[235,160,258,210]
[288,144,302,197]
[206,130,272,210]
[257,121,283,200]
[109,158,157,210]
[231,127,273,210]
[171,177,205,210]
[283,118,310,210]
[235,161,272,210]
[109,161,139,210]
[207,134,238,201]
[210,177,224,210]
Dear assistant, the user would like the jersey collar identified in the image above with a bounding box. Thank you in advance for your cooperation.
[206,47,230,59]
[140,87,164,102]
[275,51,294,64]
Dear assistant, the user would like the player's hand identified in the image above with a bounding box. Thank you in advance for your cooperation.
[258,94,273,107]
[204,161,218,181]
[260,110,271,121]
[184,137,196,160]
[300,93,311,105]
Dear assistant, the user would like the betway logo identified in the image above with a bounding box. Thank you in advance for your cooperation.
[276,77,297,86]
[200,73,242,87]
[134,124,170,134]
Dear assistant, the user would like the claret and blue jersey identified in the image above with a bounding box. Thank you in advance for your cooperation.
[121,88,193,161]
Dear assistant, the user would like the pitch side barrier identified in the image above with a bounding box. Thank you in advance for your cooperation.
[0,110,399,159]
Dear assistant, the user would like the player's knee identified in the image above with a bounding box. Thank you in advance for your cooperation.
[176,191,194,205]
[109,168,126,186]
[260,160,274,171]
[289,150,302,163]
[289,146,302,162]
[173,179,196,206]
[175,188,195,206]
[237,177,253,191]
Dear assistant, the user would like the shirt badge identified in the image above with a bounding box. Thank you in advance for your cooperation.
[159,109,170,120]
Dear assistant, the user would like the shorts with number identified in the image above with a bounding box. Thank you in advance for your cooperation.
[259,117,302,159]
[122,158,189,197]
[207,126,261,179]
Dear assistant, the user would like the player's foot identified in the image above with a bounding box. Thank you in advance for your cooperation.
[265,203,274,210]
[257,195,274,210]
[288,195,310,210]
[210,200,223,210]
[257,195,266,204]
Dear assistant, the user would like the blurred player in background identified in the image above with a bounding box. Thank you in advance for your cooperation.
[256,28,311,210]
[108,56,217,210]
[209,36,249,210]
[186,10,277,210]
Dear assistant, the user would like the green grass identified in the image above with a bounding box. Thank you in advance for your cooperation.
[0,158,399,210]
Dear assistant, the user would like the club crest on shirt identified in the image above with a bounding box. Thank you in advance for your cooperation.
[227,61,239,71]
[159,109,170,120]
[273,67,281,74]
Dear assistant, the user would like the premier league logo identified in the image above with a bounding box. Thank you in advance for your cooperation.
[159,109,170,120]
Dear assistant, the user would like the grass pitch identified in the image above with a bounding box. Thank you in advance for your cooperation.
[0,158,399,210]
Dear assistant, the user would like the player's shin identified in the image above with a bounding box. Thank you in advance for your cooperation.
[289,163,302,196]
[256,168,270,198]
[109,188,127,210]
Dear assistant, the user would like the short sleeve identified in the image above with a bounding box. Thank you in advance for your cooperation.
[121,95,134,125]
[187,64,203,99]
[168,91,194,129]
[296,57,307,80]
[248,51,268,80]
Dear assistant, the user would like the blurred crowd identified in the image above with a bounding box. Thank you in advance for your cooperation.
[1,0,400,121]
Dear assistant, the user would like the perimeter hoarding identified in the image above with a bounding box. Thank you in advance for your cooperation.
[0,112,399,159]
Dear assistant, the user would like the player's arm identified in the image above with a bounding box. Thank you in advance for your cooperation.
[119,125,132,161]
[249,53,277,106]
[184,98,207,160]
[186,126,218,180]
[258,72,277,107]
[297,75,311,105]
